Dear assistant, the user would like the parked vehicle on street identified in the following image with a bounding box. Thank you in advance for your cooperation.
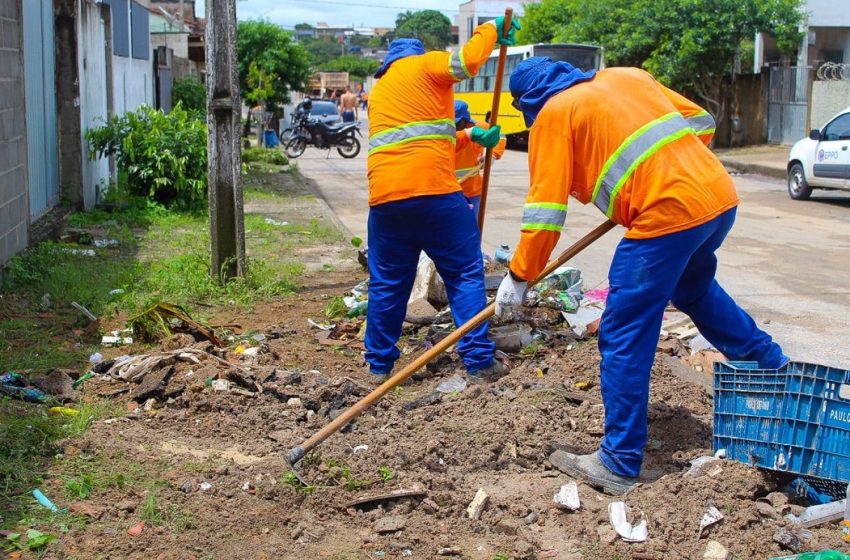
[284,108,361,159]
[787,105,850,200]
[280,100,342,144]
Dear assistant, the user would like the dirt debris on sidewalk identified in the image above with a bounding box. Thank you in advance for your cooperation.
[26,264,846,560]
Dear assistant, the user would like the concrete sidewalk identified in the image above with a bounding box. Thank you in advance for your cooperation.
[715,145,790,180]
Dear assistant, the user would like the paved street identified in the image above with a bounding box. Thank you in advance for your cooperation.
[294,142,850,368]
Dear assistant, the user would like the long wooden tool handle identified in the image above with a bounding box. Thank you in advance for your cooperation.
[476,8,513,235]
[286,220,617,465]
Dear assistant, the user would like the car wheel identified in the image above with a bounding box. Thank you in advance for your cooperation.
[787,163,812,200]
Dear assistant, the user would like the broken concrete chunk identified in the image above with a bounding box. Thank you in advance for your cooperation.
[405,298,438,325]
[435,375,467,394]
[373,515,406,533]
[553,482,580,511]
[286,397,303,408]
[702,540,729,560]
[755,501,780,520]
[466,488,489,520]
[32,369,78,402]
[211,379,231,392]
[773,527,804,553]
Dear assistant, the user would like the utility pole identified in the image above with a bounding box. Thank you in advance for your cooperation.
[206,0,246,280]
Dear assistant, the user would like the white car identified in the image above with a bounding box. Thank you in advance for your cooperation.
[787,105,850,200]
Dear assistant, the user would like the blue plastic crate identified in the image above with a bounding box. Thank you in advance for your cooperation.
[713,361,850,485]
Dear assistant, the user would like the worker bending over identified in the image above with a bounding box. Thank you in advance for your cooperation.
[365,17,520,383]
[496,58,789,493]
[454,100,507,216]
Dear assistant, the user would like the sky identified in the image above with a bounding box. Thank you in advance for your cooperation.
[194,0,475,30]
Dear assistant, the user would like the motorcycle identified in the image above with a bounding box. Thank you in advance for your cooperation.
[284,112,362,159]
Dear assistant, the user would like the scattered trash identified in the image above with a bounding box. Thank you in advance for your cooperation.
[703,540,729,560]
[685,456,720,478]
[409,254,448,306]
[608,501,648,542]
[352,444,369,453]
[199,482,213,492]
[0,372,47,403]
[698,506,724,538]
[466,488,489,520]
[71,301,97,322]
[489,324,534,353]
[308,319,334,331]
[109,288,124,296]
[774,527,806,553]
[786,497,847,528]
[32,489,62,513]
[72,371,95,389]
[102,330,134,346]
[181,481,193,493]
[562,305,604,339]
[94,238,119,248]
[435,375,467,394]
[89,353,103,364]
[48,406,79,417]
[235,346,260,357]
[531,266,583,312]
[553,482,580,511]
[494,244,511,264]
[264,218,289,226]
[583,287,609,304]
[437,547,463,556]
[211,379,231,392]
[127,521,145,537]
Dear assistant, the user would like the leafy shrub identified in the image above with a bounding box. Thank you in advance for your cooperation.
[171,77,206,113]
[86,105,207,208]
[242,146,288,165]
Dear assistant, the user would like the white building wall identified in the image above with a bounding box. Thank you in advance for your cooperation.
[79,0,110,208]
[110,0,153,113]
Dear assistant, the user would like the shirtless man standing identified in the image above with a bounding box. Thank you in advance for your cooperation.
[340,86,358,122]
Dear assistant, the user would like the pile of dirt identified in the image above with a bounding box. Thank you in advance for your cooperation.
[40,279,848,559]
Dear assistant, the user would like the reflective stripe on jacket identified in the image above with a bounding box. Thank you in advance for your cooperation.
[454,122,506,198]
[367,23,498,206]
[511,67,738,281]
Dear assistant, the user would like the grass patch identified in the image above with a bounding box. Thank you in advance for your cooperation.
[0,399,118,528]
[242,147,288,166]
[0,316,96,373]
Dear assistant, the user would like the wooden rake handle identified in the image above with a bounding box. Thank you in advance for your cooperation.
[477,7,513,235]
[286,220,617,465]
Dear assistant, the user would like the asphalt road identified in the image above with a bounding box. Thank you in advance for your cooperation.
[294,140,850,368]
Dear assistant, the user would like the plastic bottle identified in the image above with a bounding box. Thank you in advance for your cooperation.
[494,244,511,265]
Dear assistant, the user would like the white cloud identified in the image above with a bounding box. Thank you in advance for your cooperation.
[196,0,466,29]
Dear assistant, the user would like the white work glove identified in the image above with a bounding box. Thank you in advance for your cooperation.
[495,273,528,316]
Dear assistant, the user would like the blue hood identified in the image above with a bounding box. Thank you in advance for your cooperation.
[509,57,596,127]
[375,39,426,78]
[454,100,474,126]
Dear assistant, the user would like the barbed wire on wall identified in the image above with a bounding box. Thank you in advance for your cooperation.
[816,62,850,81]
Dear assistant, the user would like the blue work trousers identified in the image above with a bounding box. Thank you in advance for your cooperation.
[365,192,495,374]
[597,208,788,478]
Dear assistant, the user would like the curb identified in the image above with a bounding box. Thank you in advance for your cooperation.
[718,158,787,181]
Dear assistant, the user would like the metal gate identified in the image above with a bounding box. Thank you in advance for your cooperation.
[767,66,811,145]
[22,0,59,219]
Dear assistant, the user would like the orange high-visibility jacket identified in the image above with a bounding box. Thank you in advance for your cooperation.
[455,122,506,198]
[511,67,738,281]
[367,23,498,206]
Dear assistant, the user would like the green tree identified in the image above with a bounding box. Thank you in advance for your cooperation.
[245,61,275,106]
[171,76,206,113]
[237,20,310,108]
[392,10,453,50]
[320,55,380,80]
[300,36,346,67]
[519,0,804,120]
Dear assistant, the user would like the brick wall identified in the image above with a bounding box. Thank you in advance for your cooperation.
[0,0,28,266]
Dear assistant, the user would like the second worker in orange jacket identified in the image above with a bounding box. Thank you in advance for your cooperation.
[453,99,506,218]
[495,57,789,494]
[363,17,519,383]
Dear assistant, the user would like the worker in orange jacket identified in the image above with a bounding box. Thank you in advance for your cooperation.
[454,100,506,217]
[364,17,520,383]
[496,58,789,493]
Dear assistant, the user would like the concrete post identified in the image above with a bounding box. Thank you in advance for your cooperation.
[205,0,245,280]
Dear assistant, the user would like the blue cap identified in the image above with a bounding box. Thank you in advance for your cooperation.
[375,38,426,78]
[454,100,474,125]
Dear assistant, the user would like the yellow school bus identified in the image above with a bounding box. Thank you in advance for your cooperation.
[454,43,604,139]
